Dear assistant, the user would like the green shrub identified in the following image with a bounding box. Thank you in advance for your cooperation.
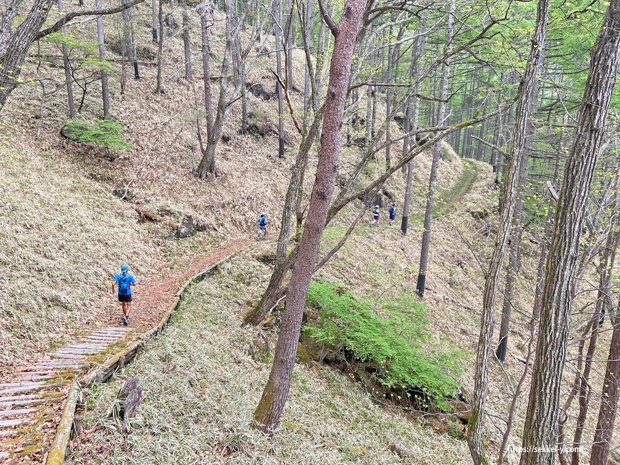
[63,120,132,152]
[524,192,549,225]
[304,281,466,410]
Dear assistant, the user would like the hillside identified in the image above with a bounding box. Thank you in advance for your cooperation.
[66,161,496,465]
[2,0,620,463]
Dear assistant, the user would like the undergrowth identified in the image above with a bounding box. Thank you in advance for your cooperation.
[63,120,132,152]
[304,281,467,411]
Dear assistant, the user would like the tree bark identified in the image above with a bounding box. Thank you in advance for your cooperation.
[302,0,313,133]
[181,0,192,80]
[276,108,323,260]
[0,0,53,109]
[415,0,455,298]
[468,0,549,462]
[274,0,285,158]
[495,144,530,363]
[253,0,365,432]
[151,0,158,42]
[519,1,620,463]
[155,0,164,93]
[57,0,75,118]
[200,4,214,137]
[122,0,139,79]
[96,0,111,118]
[197,0,237,179]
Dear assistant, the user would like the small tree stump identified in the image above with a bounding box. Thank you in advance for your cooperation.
[113,376,143,433]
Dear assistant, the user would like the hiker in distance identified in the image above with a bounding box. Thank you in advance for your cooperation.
[257,213,268,240]
[372,205,380,225]
[112,263,137,326]
[389,202,397,225]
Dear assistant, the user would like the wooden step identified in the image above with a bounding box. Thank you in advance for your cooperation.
[0,408,36,418]
[56,349,100,356]
[0,382,44,389]
[73,340,112,345]
[0,383,46,396]
[50,353,88,360]
[0,418,28,428]
[33,361,85,369]
[0,398,44,408]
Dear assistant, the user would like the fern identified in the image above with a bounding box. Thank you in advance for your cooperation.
[63,120,132,152]
[304,281,467,410]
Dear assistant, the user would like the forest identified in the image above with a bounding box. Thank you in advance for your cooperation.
[1,0,620,463]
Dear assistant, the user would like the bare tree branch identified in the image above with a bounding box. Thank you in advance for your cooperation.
[35,0,145,40]
[317,0,338,37]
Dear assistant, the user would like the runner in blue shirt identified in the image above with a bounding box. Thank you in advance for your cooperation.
[112,264,137,326]
[389,202,397,225]
[257,213,268,240]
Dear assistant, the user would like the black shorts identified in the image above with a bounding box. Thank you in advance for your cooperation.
[118,294,132,302]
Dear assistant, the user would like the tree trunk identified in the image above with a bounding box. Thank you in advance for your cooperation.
[302,0,313,133]
[151,0,158,42]
[401,34,425,235]
[181,0,192,80]
[200,4,214,137]
[96,0,111,118]
[274,0,285,158]
[519,2,620,463]
[495,142,530,363]
[198,0,236,179]
[313,7,326,112]
[122,0,139,79]
[276,109,323,260]
[415,0,455,298]
[286,0,294,88]
[532,126,563,324]
[253,0,365,432]
[590,303,620,465]
[468,0,549,462]
[571,183,619,465]
[57,0,76,118]
[0,0,54,110]
[155,0,164,93]
[384,18,395,171]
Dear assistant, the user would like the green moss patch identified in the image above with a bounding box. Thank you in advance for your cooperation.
[62,120,132,152]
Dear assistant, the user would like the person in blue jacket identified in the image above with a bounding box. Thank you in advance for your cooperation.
[112,263,137,326]
[257,213,268,240]
[389,202,397,225]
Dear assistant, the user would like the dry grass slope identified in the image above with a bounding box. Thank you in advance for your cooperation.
[0,141,156,375]
[69,253,473,465]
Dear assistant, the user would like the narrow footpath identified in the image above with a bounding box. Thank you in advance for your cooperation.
[0,238,251,464]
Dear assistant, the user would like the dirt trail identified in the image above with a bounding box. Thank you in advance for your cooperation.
[0,237,251,464]
[116,238,251,329]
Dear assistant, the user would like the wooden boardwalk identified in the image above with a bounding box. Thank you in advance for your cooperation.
[0,327,133,463]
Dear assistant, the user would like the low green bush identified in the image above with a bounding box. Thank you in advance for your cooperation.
[63,120,132,152]
[304,281,466,410]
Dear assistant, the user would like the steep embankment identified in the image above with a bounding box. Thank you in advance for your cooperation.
[0,2,468,376]
[67,160,496,464]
